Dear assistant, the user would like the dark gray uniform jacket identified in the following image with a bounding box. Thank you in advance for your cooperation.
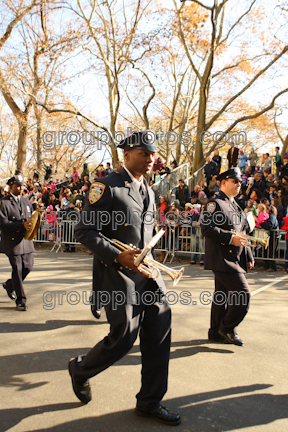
[75,168,166,302]
[0,195,35,255]
[201,191,253,273]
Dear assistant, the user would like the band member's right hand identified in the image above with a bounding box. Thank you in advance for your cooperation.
[23,218,32,231]
[232,235,248,247]
[116,249,149,276]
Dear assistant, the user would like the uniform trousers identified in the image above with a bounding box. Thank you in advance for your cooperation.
[69,285,171,411]
[5,253,34,305]
[209,271,251,338]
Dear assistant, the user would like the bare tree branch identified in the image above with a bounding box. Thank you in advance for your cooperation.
[206,45,288,129]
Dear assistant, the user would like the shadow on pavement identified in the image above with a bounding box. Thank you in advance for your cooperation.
[0,340,233,388]
[0,320,101,333]
[2,386,288,432]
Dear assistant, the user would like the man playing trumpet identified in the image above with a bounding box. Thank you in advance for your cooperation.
[0,175,34,311]
[201,167,254,346]
[68,131,181,425]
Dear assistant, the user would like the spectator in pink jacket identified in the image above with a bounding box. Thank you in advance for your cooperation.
[255,204,269,228]
[72,167,80,185]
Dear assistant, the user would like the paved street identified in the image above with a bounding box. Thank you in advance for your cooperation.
[0,249,287,432]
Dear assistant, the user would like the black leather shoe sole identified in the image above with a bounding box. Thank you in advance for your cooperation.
[68,359,91,404]
[16,304,27,311]
[218,330,243,346]
[3,283,16,300]
[208,334,226,343]
[135,408,181,426]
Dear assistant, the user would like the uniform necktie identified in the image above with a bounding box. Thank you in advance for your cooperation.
[231,199,246,230]
[139,184,148,211]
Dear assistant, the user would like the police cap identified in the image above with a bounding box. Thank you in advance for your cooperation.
[118,130,157,152]
[7,175,24,186]
[217,167,242,182]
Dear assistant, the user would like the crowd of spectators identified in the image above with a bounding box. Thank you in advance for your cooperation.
[0,161,125,251]
[156,145,288,272]
[1,145,288,269]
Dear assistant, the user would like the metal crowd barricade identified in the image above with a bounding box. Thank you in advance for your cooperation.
[33,213,57,246]
[34,213,287,264]
[154,226,173,263]
[252,228,286,262]
[187,165,205,193]
[152,163,189,204]
[33,212,82,253]
[162,226,287,264]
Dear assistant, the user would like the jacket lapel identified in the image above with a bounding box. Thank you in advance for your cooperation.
[119,168,143,210]
[9,194,21,214]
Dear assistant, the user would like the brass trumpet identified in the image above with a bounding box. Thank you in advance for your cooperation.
[99,232,184,286]
[222,229,270,249]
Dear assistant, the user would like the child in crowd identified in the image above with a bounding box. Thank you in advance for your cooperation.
[241,170,247,185]
[255,204,269,228]
[244,199,258,217]
[154,170,161,183]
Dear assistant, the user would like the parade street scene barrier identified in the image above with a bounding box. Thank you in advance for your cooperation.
[34,216,287,265]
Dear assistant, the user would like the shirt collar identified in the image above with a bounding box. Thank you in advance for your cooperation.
[11,193,20,202]
[124,166,145,191]
[222,190,234,203]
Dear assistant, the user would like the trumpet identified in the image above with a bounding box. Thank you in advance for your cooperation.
[99,231,184,286]
[222,229,270,249]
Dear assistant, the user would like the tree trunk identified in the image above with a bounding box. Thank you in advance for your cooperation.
[111,146,119,168]
[281,134,288,156]
[192,91,206,172]
[166,141,172,166]
[16,116,28,170]
[35,107,42,171]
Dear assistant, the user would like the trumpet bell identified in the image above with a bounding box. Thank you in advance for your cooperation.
[172,267,185,287]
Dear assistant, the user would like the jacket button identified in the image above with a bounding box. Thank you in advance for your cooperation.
[124,223,128,227]
[21,213,23,216]
[12,216,15,219]
[12,238,14,240]
[119,266,123,270]
[221,243,224,245]
[105,264,107,267]
[229,250,232,253]
[101,261,103,264]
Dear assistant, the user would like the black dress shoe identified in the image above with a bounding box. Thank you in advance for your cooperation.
[135,405,181,425]
[91,308,101,319]
[3,282,16,300]
[68,359,91,404]
[16,303,28,311]
[218,330,243,346]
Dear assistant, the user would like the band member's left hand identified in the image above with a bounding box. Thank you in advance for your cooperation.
[23,218,32,231]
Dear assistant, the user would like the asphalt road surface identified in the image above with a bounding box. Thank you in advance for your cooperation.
[0,250,287,432]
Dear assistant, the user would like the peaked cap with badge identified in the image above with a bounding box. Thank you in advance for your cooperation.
[117,130,158,152]
[216,167,242,182]
[7,175,24,186]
